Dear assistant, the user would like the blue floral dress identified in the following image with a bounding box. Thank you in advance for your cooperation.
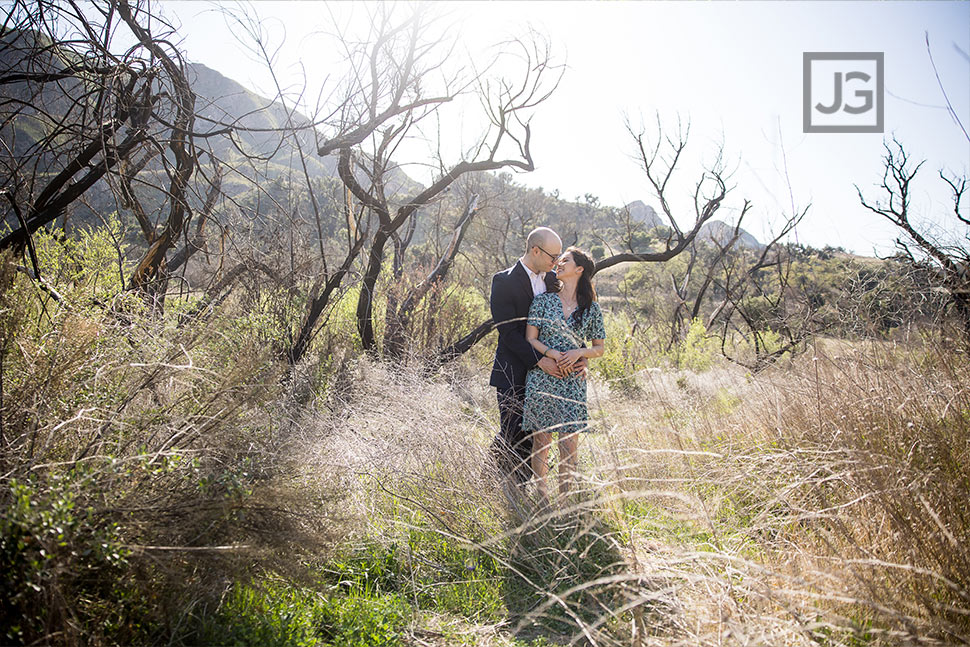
[522,294,606,434]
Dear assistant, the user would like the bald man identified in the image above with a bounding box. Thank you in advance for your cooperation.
[489,227,569,487]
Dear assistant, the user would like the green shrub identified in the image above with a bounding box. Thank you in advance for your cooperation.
[594,312,640,393]
[196,581,326,647]
[324,542,407,598]
[321,532,504,623]
[0,221,304,644]
[33,215,131,305]
[319,594,410,647]
[0,470,141,645]
[675,318,719,372]
[197,580,411,647]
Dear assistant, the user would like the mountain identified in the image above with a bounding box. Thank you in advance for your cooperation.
[697,219,764,250]
[185,62,336,183]
[184,62,425,200]
[624,200,663,229]
[0,27,418,212]
[622,200,762,249]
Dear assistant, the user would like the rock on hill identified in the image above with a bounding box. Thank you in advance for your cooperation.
[623,200,762,249]
[624,200,663,229]
[697,219,764,250]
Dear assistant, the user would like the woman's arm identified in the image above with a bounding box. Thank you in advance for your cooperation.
[526,324,562,361]
[558,303,607,370]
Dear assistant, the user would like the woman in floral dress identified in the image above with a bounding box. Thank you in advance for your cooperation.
[522,247,605,504]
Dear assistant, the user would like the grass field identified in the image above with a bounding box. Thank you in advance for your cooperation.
[188,334,968,646]
[2,242,966,645]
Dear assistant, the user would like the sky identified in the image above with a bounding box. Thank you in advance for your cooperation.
[157,1,970,256]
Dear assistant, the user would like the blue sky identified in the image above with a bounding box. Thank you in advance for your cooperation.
[160,1,970,256]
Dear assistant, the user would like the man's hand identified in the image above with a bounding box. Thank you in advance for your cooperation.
[567,356,589,379]
[538,356,566,378]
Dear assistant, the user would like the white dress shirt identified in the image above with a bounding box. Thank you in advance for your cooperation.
[519,258,547,297]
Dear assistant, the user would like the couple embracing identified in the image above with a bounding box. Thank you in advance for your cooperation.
[489,227,606,505]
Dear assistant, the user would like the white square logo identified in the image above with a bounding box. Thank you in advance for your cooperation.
[803,52,884,133]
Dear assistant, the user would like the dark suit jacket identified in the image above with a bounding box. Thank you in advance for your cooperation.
[489,262,557,390]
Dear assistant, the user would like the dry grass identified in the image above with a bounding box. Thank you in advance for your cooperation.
[0,262,346,645]
[298,335,969,646]
[4,235,967,645]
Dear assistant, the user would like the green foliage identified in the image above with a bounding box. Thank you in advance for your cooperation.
[324,541,407,598]
[319,594,410,647]
[753,327,789,361]
[593,312,641,393]
[0,467,154,646]
[407,529,503,620]
[327,286,366,353]
[0,217,290,644]
[226,293,299,357]
[625,230,655,253]
[676,318,718,372]
[321,530,504,622]
[723,326,796,368]
[199,527,513,647]
[34,214,133,306]
[197,579,411,647]
[317,500,642,644]
[198,581,326,647]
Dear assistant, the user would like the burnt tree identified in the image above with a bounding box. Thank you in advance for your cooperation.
[856,137,969,337]
[0,0,216,308]
[315,7,563,354]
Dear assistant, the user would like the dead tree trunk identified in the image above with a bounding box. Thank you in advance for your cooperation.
[384,193,479,359]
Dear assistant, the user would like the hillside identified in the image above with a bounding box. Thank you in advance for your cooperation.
[0,31,417,238]
[185,62,337,186]
[2,27,767,260]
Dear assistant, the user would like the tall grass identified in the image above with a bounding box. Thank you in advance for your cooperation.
[283,334,968,646]
[3,229,967,645]
[585,335,968,645]
[0,238,345,645]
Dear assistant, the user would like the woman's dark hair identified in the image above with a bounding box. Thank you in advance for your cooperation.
[565,246,597,321]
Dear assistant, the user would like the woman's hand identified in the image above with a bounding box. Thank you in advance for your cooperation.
[567,356,589,378]
[556,349,585,371]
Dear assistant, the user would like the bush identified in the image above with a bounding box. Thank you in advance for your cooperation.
[593,311,641,393]
[196,576,412,647]
[675,317,718,372]
[0,473,132,644]
[0,227,337,645]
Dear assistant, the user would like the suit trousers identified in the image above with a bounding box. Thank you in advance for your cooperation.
[492,384,534,485]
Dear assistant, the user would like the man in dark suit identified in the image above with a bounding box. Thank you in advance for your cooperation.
[489,227,568,485]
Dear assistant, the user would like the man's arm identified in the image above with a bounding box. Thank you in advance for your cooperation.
[490,273,543,368]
